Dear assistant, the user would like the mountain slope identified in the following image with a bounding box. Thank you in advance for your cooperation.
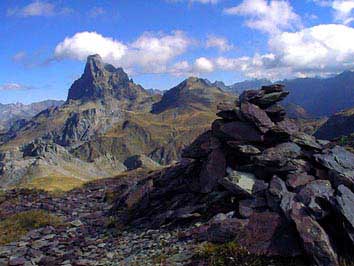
[152,77,231,114]
[315,107,354,140]
[0,55,235,188]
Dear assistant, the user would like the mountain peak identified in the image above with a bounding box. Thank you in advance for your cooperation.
[151,76,233,113]
[67,55,147,103]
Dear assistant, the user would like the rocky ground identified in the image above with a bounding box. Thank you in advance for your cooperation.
[0,176,198,266]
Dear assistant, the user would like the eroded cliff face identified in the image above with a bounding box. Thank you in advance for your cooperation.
[112,85,354,266]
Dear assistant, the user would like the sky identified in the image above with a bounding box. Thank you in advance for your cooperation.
[1,0,354,104]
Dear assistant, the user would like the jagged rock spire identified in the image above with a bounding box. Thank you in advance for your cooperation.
[66,54,148,104]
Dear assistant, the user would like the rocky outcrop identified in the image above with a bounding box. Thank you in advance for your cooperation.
[112,85,354,266]
[67,54,149,106]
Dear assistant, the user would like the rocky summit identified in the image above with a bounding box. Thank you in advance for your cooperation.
[112,85,354,266]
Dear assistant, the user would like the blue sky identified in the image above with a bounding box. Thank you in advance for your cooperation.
[1,0,354,104]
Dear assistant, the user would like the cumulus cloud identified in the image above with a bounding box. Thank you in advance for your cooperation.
[206,35,233,52]
[54,31,192,74]
[224,0,301,34]
[211,24,354,79]
[0,83,34,91]
[194,57,215,72]
[7,1,72,17]
[54,32,127,62]
[313,0,354,24]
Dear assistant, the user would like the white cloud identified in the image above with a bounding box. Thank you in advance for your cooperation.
[170,61,191,76]
[54,31,192,74]
[333,0,354,24]
[7,1,72,17]
[54,32,127,62]
[313,0,354,24]
[0,83,33,91]
[194,57,214,72]
[224,0,301,34]
[206,35,233,52]
[212,24,354,79]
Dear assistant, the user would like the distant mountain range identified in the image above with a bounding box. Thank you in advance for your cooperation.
[0,54,236,188]
[223,71,354,117]
[0,100,64,131]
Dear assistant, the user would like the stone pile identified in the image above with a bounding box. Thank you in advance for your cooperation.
[113,85,354,266]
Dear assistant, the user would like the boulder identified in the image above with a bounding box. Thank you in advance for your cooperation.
[314,146,354,190]
[264,104,286,122]
[218,168,256,197]
[239,85,289,109]
[240,101,274,133]
[237,211,302,257]
[197,218,247,243]
[216,109,244,121]
[291,202,339,266]
[181,131,220,159]
[196,149,226,193]
[212,120,263,143]
[261,84,285,93]
[229,144,261,155]
[286,173,315,190]
[254,142,302,168]
[336,185,354,243]
[275,118,299,136]
[297,180,334,220]
[291,132,322,150]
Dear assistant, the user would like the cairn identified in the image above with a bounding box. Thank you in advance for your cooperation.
[113,85,354,266]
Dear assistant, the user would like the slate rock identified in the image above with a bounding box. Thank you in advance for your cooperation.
[240,101,274,133]
[212,120,263,143]
[264,104,286,122]
[197,149,226,193]
[181,131,220,159]
[237,211,302,257]
[198,218,248,243]
[314,146,354,190]
[218,168,256,197]
[216,109,244,121]
[336,185,354,230]
[230,144,261,155]
[251,92,289,109]
[286,173,315,190]
[254,142,301,168]
[261,84,285,93]
[291,202,339,266]
[291,132,322,150]
[297,180,334,220]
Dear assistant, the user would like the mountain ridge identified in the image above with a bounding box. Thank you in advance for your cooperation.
[0,55,236,188]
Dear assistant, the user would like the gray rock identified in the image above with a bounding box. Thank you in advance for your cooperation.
[218,168,256,196]
[314,146,354,190]
[297,180,334,220]
[291,202,339,266]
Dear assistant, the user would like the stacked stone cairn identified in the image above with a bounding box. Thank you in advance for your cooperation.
[113,85,354,266]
